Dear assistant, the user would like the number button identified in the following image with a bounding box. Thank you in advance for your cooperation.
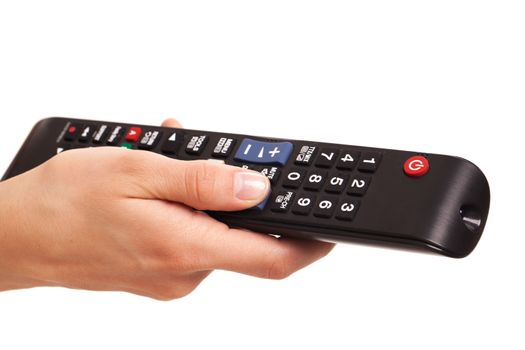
[292,194,316,215]
[304,170,328,191]
[335,198,360,221]
[336,150,360,170]
[282,168,307,188]
[358,152,382,172]
[313,196,338,218]
[325,173,350,193]
[347,175,371,196]
[315,148,339,168]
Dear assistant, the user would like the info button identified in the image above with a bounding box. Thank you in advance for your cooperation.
[404,155,429,177]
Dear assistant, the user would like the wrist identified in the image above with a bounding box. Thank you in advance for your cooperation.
[0,179,46,291]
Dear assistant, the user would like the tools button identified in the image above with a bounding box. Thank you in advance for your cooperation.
[186,135,209,155]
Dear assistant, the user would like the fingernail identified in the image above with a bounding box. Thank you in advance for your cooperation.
[234,171,269,200]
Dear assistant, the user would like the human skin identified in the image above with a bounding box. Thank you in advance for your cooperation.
[0,118,334,300]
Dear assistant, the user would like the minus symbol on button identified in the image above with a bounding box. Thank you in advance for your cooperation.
[244,144,252,155]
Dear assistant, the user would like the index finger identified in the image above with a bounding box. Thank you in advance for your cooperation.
[192,212,335,279]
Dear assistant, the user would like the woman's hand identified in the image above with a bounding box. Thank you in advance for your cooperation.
[0,118,334,300]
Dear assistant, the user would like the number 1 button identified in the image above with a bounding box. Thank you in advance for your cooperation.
[358,152,382,172]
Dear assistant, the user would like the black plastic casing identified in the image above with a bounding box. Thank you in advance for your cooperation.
[2,117,491,258]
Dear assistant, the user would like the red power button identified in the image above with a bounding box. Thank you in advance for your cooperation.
[404,155,429,177]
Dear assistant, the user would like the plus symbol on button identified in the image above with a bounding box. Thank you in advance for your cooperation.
[269,147,281,158]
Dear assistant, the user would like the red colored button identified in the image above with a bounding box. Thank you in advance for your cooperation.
[404,155,429,177]
[125,127,142,142]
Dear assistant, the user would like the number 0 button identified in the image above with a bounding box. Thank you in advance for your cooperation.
[283,168,307,188]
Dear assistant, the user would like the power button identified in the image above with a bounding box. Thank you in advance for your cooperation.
[404,155,429,177]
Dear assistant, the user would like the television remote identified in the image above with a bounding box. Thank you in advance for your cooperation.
[2,117,490,258]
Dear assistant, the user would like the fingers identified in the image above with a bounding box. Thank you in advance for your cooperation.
[161,118,183,128]
[125,152,270,211]
[218,233,335,279]
[190,213,335,279]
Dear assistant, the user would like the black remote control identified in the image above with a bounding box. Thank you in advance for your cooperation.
[2,117,490,258]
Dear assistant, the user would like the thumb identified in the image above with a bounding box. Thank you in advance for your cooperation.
[129,153,271,211]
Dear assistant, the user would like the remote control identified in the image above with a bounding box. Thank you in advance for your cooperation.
[2,117,490,258]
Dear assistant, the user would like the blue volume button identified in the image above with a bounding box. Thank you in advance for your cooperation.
[234,138,294,166]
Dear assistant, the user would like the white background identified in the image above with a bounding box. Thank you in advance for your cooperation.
[1,1,524,349]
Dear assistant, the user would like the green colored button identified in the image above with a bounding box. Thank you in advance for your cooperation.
[121,143,133,149]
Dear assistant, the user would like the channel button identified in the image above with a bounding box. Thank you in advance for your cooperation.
[234,138,293,166]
